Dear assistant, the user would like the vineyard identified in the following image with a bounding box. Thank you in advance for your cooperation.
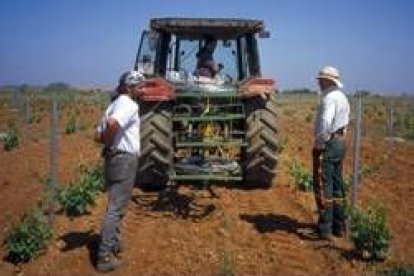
[0,87,413,275]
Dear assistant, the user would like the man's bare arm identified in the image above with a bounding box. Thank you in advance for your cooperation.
[101,118,120,148]
[94,118,120,147]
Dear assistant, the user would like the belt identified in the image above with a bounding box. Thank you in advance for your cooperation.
[102,147,131,158]
[330,127,346,140]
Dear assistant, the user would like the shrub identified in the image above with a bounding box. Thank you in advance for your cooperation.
[283,108,294,116]
[405,131,414,140]
[403,116,414,140]
[57,182,95,216]
[289,159,313,191]
[403,116,414,130]
[379,264,414,276]
[349,203,391,261]
[360,162,382,178]
[343,174,353,193]
[65,116,76,134]
[79,163,105,193]
[377,110,384,118]
[32,115,41,124]
[57,164,104,217]
[218,250,236,276]
[0,130,19,151]
[305,113,313,123]
[277,136,289,154]
[4,208,52,264]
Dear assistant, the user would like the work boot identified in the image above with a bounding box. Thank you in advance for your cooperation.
[96,253,125,273]
[333,229,345,238]
[113,242,125,258]
[333,223,346,238]
[319,232,333,241]
[317,229,333,241]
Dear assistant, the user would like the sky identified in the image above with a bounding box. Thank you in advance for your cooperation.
[1,0,413,94]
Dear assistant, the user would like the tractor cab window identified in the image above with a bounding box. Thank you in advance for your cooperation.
[166,35,238,83]
[135,31,157,77]
[136,30,262,82]
[167,37,199,79]
[214,39,238,82]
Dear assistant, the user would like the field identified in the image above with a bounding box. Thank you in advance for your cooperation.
[0,90,413,275]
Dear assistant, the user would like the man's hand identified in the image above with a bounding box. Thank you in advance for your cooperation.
[318,195,327,210]
[100,118,120,148]
[312,147,323,158]
[94,131,103,143]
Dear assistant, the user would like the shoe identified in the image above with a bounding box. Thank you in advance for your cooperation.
[318,231,333,241]
[96,253,125,273]
[333,230,345,238]
[113,243,124,258]
[113,239,124,254]
[333,224,346,237]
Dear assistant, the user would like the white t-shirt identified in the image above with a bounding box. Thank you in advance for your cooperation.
[97,94,140,155]
[314,87,350,149]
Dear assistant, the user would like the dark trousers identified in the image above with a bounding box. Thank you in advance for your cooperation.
[98,153,137,257]
[316,137,346,236]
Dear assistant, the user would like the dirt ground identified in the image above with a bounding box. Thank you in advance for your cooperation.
[0,97,413,275]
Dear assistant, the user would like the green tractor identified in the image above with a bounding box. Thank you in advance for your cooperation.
[134,18,278,190]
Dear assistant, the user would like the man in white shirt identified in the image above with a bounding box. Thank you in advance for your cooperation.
[94,70,142,272]
[312,66,350,240]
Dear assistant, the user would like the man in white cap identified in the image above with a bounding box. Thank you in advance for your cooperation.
[312,66,350,240]
[94,70,143,272]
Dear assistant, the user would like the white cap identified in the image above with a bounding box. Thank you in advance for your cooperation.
[119,70,144,86]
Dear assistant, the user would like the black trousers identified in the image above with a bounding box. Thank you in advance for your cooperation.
[316,137,346,235]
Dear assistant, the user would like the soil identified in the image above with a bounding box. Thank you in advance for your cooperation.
[0,97,413,275]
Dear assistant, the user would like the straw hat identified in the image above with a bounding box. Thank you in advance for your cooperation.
[316,66,343,88]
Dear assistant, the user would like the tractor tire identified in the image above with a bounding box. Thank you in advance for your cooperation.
[243,93,278,188]
[136,101,173,190]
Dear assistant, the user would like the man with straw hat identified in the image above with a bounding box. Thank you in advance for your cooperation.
[312,66,350,240]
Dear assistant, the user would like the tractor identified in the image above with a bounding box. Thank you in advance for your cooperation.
[134,18,278,190]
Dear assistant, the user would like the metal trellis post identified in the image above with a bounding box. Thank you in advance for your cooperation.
[351,91,362,210]
[49,92,59,225]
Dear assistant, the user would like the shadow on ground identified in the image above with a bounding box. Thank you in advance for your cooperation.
[59,230,100,266]
[240,213,318,240]
[131,189,216,220]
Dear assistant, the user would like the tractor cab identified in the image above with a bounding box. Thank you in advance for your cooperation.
[135,18,269,85]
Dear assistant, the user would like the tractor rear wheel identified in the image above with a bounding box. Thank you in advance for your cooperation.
[243,93,278,188]
[136,102,173,190]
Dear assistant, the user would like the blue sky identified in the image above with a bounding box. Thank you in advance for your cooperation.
[1,0,413,94]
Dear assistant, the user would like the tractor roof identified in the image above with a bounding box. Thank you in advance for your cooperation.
[150,17,265,39]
